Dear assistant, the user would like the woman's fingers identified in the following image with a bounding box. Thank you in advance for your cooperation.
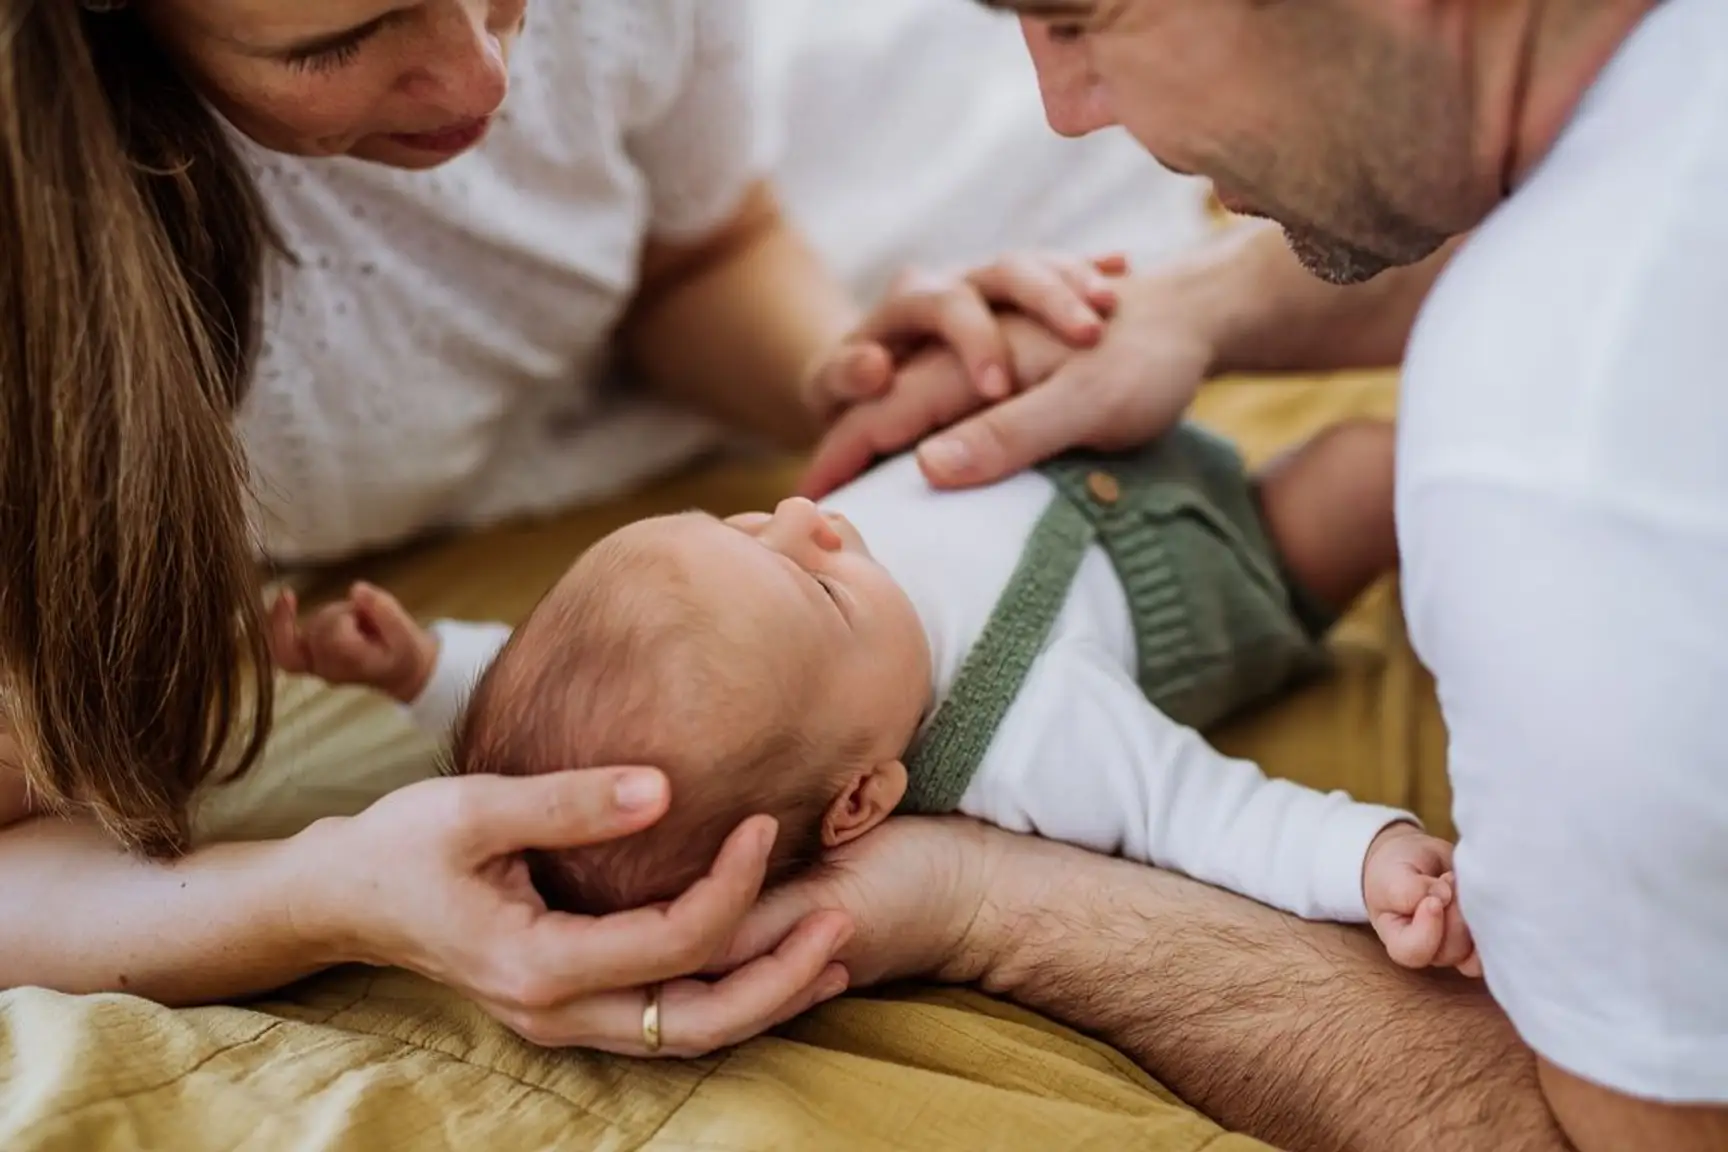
[519,816,780,997]
[490,913,850,1054]
[967,257,1107,344]
[807,341,894,414]
[854,280,1012,400]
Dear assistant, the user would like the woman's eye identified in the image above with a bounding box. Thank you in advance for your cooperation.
[1047,23,1087,44]
[816,576,840,603]
[286,40,366,74]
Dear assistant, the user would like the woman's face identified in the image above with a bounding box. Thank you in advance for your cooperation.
[140,0,528,169]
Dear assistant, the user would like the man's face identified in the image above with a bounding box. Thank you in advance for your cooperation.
[1012,0,1493,284]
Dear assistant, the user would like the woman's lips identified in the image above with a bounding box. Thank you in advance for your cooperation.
[388,116,492,155]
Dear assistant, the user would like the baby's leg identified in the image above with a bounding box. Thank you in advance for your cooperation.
[1253,419,1398,616]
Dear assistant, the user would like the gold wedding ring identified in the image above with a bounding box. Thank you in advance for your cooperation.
[642,983,663,1054]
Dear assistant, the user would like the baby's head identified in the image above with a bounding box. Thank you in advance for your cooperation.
[452,498,932,914]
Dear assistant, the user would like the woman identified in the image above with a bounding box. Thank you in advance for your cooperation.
[0,0,1116,1054]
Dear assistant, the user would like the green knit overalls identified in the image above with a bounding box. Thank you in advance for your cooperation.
[900,423,1337,814]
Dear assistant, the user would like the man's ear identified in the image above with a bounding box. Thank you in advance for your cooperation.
[822,761,908,848]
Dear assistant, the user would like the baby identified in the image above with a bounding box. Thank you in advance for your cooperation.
[272,420,1477,974]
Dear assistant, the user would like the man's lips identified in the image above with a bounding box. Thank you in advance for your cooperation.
[388,116,492,154]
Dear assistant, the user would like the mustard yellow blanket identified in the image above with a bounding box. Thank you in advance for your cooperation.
[0,371,1448,1151]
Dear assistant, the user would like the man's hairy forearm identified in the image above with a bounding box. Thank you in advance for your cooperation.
[1188,222,1463,377]
[971,837,1571,1152]
[0,817,334,1003]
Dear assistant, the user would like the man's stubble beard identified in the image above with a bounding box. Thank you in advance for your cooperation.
[1266,29,1479,285]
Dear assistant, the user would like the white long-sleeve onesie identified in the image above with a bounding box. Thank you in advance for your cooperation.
[413,454,1410,923]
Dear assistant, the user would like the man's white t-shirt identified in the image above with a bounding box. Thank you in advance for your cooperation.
[1397,0,1727,1102]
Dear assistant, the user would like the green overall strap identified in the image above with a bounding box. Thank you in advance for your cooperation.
[899,492,1096,814]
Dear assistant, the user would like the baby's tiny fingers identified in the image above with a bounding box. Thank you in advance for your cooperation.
[1432,901,1478,970]
[1380,896,1446,969]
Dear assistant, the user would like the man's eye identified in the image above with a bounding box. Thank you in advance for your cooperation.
[1047,22,1086,43]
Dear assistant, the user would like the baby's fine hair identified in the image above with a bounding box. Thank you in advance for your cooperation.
[450,527,870,915]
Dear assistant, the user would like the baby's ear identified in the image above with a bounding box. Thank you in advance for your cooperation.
[822,761,908,848]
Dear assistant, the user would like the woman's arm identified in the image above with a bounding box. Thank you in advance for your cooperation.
[0,761,852,1055]
[0,813,329,1002]
[618,180,858,449]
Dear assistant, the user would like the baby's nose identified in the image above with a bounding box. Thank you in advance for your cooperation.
[765,497,835,554]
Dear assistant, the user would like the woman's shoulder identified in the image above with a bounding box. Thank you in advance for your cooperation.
[523,0,716,126]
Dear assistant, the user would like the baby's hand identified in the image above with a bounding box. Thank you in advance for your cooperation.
[1362,823,1482,976]
[267,583,438,705]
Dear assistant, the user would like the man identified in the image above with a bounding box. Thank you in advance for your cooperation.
[745,1,1728,1149]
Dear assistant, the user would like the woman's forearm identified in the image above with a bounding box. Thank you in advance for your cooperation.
[619,180,859,449]
[0,816,340,1003]
[1180,221,1463,377]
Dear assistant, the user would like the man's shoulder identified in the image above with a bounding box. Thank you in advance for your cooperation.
[1401,9,1728,499]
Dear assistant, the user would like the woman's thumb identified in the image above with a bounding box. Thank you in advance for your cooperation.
[450,768,669,860]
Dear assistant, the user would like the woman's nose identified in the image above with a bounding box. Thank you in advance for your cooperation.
[401,2,511,121]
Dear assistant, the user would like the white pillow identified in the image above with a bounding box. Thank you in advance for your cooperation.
[752,0,1212,301]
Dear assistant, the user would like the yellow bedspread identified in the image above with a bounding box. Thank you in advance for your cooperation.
[0,370,1448,1151]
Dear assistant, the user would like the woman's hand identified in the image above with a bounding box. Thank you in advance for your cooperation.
[800,264,1224,498]
[295,767,853,1055]
[801,253,1129,424]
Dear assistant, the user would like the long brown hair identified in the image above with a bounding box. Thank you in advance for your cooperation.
[0,2,275,855]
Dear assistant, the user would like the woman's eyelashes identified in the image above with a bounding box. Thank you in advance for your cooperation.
[282,18,388,74]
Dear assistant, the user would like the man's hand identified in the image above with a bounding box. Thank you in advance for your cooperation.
[717,817,1011,990]
[801,264,1223,498]
[267,583,439,705]
[801,252,1126,425]
[1363,823,1481,975]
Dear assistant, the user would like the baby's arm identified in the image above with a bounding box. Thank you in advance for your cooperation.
[406,618,513,735]
[268,584,510,736]
[961,644,1470,967]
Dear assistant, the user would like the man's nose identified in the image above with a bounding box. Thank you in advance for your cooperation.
[1019,19,1116,137]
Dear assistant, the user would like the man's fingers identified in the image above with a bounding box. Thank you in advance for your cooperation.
[450,767,671,863]
[528,816,779,994]
[800,406,894,500]
[967,259,1105,346]
[915,366,1104,489]
[853,290,1010,400]
[800,360,987,499]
